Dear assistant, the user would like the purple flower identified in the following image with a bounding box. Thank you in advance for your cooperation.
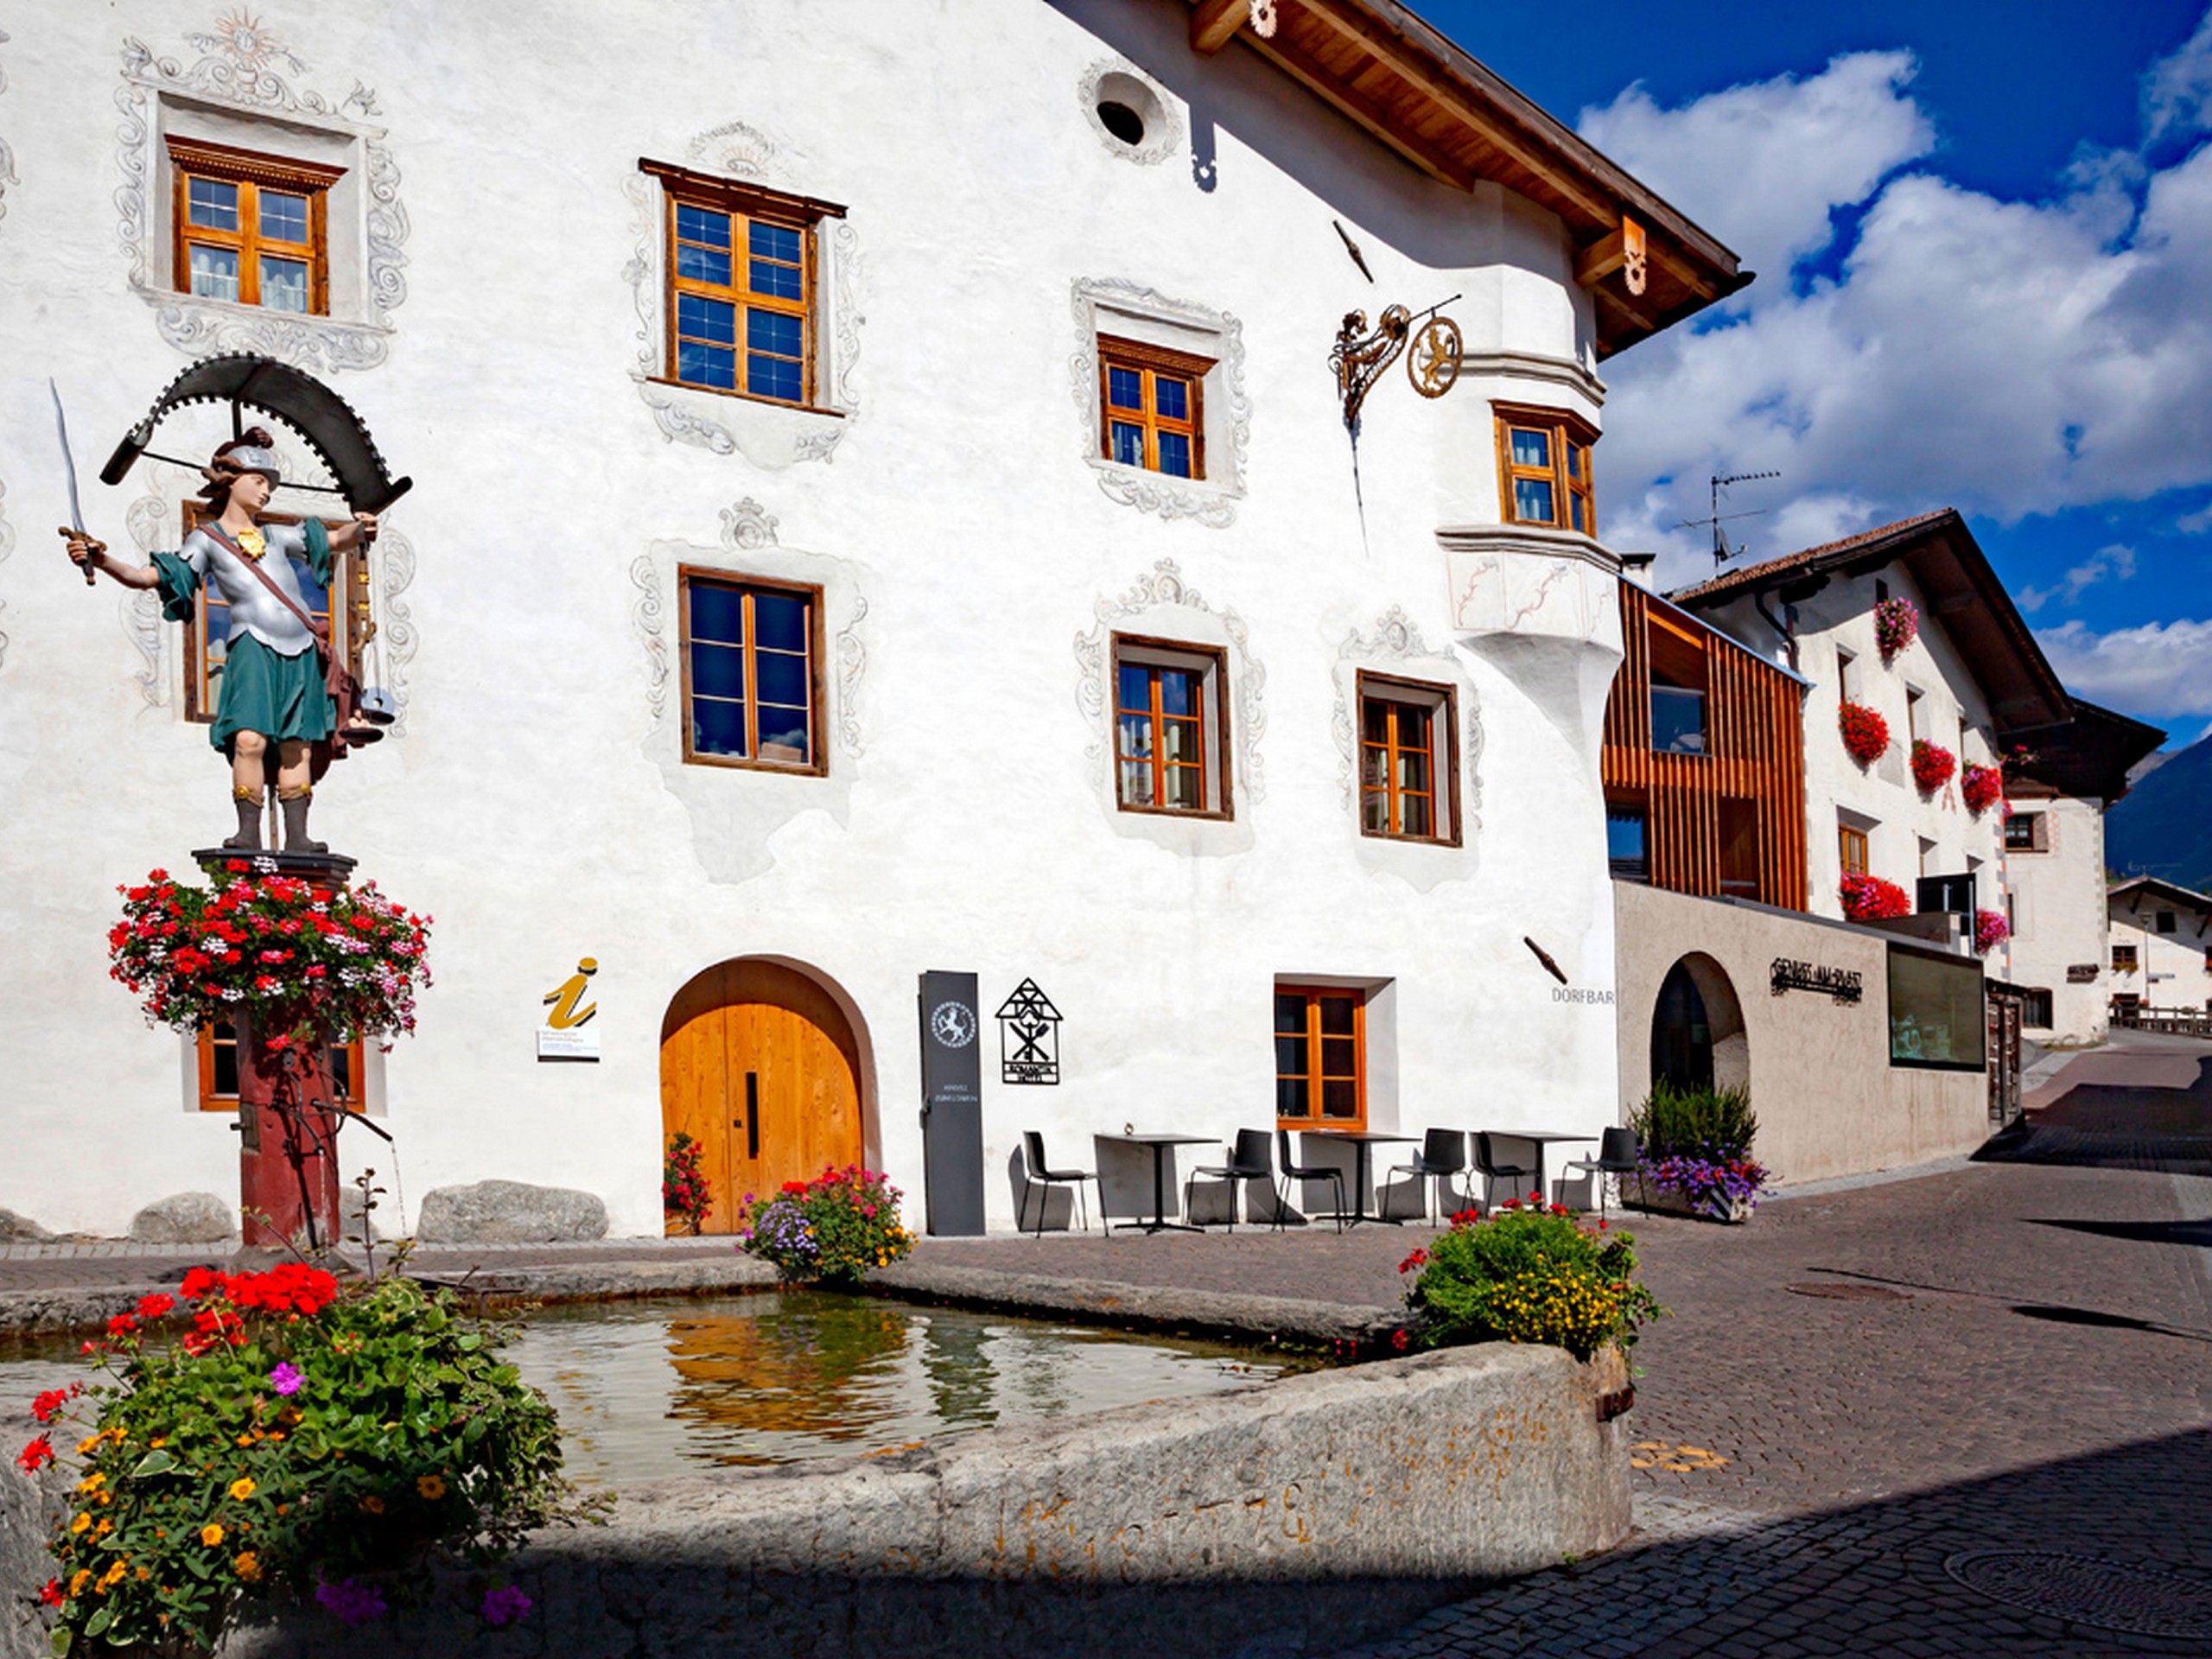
[315,1576,387,1627]
[481,1585,532,1627]
[269,1362,305,1396]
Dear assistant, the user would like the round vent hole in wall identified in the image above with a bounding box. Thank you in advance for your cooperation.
[1097,100,1146,145]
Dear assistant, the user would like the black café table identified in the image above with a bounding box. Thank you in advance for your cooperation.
[1302,1129,1418,1225]
[1095,1133,1216,1234]
[1481,1128,1599,1205]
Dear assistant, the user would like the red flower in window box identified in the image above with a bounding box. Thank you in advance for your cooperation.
[1961,763,2005,816]
[1910,739,1957,795]
[1974,908,2011,956]
[1839,700,1890,766]
[1874,595,1919,659]
[1840,875,1912,921]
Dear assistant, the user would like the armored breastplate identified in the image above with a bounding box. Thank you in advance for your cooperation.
[189,527,317,655]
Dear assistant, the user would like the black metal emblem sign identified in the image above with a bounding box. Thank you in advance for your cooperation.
[995,979,1062,1085]
[1770,957,1865,1004]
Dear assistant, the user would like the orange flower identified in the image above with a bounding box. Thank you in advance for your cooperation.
[416,1474,447,1501]
[234,1551,261,1581]
[229,1477,256,1501]
[200,1523,224,1548]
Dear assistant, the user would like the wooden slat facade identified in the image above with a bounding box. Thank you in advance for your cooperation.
[1603,582,1808,911]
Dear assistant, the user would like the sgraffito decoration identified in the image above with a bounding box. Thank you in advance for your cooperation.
[995,980,1063,1085]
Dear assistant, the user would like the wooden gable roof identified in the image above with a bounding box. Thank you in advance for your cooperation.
[1185,0,1751,358]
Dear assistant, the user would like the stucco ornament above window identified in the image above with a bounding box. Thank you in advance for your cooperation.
[1071,279,1249,528]
[1330,606,1484,842]
[0,27,19,229]
[624,119,864,467]
[1073,558,1267,803]
[115,13,409,373]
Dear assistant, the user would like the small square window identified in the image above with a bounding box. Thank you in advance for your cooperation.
[1608,804,1649,880]
[199,1020,363,1113]
[2157,910,2177,935]
[1111,634,1230,817]
[679,570,824,772]
[647,160,843,410]
[168,137,340,315]
[2112,944,2139,971]
[1496,404,1597,534]
[1840,824,1870,878]
[1274,985,1365,1129]
[1357,674,1459,844]
[1097,337,1211,479]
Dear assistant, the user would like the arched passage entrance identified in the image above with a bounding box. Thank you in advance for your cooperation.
[660,958,866,1235]
[1649,952,1749,1093]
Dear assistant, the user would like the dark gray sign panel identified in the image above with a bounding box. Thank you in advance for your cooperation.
[918,970,985,1236]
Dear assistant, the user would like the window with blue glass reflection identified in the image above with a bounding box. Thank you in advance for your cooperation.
[1650,686,1708,755]
[1096,337,1208,480]
[658,168,830,407]
[683,572,821,771]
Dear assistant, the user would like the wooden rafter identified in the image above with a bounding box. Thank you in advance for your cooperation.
[1190,0,1247,53]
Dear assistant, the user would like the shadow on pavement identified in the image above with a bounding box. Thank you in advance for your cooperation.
[1340,1427,2212,1658]
[1975,1053,2212,1176]
[2031,1216,2212,1249]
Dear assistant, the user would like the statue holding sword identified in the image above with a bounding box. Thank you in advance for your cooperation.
[57,412,376,854]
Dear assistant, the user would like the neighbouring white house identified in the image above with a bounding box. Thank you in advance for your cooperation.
[2107,877,2212,1020]
[0,1,1748,1237]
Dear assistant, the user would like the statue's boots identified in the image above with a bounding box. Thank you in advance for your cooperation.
[223,788,263,851]
[279,786,327,855]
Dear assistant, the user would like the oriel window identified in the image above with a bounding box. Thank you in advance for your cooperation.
[168,137,341,314]
[645,160,844,409]
[1274,986,1365,1129]
[1098,336,1210,479]
[1496,404,1596,534]
[680,570,824,772]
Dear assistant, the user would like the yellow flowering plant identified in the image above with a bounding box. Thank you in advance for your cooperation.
[1399,1201,1662,1361]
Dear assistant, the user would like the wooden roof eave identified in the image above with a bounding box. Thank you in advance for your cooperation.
[1186,0,1747,356]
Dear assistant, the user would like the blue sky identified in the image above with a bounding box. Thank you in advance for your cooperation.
[1414,1,2212,745]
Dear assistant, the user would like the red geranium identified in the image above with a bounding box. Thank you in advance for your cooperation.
[1874,595,1919,659]
[1841,874,1913,921]
[1910,739,1957,795]
[1961,763,2005,815]
[1840,700,1890,766]
[1974,908,2012,956]
[16,1434,54,1473]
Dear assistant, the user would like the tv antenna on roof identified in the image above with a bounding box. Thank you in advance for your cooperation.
[1676,470,1781,569]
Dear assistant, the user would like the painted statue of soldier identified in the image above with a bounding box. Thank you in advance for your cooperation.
[61,428,376,854]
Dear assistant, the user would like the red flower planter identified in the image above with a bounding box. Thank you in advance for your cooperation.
[1875,596,1919,660]
[1841,875,1912,921]
[1910,739,1957,795]
[1840,700,1890,767]
[1974,908,2011,956]
[1961,763,2005,816]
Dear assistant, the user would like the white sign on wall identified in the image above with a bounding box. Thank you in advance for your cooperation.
[537,957,601,1062]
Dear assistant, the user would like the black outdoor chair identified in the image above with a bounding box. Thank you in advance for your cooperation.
[1275,1128,1347,1234]
[1388,1128,1469,1224]
[1564,1127,1642,1220]
[1184,1128,1274,1230]
[1473,1131,1540,1211]
[1020,1130,1097,1238]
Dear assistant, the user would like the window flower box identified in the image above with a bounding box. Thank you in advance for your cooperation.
[1841,874,1913,921]
[1875,595,1919,660]
[1840,700,1890,767]
[1961,762,2005,816]
[1910,738,1956,795]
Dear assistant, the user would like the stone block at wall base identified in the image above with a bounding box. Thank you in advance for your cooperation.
[128,1192,238,1244]
[0,1211,51,1244]
[414,1182,608,1244]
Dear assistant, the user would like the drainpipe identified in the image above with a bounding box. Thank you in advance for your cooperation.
[1752,588,1799,673]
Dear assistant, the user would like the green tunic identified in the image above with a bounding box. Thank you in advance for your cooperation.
[152,518,337,754]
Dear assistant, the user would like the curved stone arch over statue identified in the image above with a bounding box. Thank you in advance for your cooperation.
[1649,952,1749,1094]
[657,956,880,1235]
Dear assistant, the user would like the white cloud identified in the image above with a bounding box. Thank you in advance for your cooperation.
[2017,543,2137,612]
[2145,8,2212,138]
[1580,31,2212,594]
[1579,52,1936,296]
[2037,617,2212,716]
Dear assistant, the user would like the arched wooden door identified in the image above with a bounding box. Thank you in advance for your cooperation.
[660,960,864,1236]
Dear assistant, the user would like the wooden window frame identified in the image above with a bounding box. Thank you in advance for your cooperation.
[1494,402,1597,535]
[1357,672,1459,845]
[642,159,844,413]
[198,1021,364,1114]
[1110,633,1233,819]
[677,568,829,776]
[2005,813,2049,853]
[1097,335,1211,480]
[2112,944,2139,971]
[1274,984,1367,1131]
[181,505,360,726]
[1839,824,1870,878]
[168,136,341,315]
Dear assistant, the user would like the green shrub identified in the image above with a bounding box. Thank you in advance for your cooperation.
[22,1264,590,1654]
[1630,1078,1758,1161]
[1400,1203,1662,1361]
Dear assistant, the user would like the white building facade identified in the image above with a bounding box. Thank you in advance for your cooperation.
[0,2,1743,1236]
[2107,878,2212,1017]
